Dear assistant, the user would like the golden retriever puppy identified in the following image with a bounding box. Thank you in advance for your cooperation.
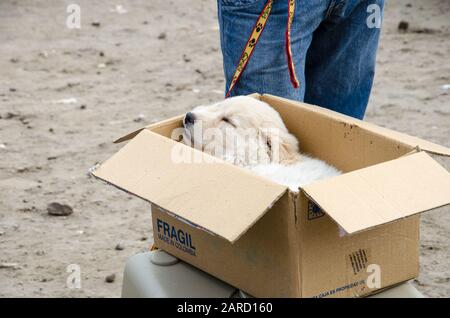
[182,96,340,191]
[182,96,300,166]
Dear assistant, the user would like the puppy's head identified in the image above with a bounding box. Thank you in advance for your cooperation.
[182,96,299,166]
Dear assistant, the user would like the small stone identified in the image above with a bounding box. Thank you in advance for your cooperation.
[105,273,116,283]
[10,58,19,63]
[38,51,49,58]
[54,97,77,104]
[112,5,127,14]
[9,88,16,92]
[133,114,145,123]
[49,128,54,133]
[182,54,191,63]
[47,202,73,216]
[115,242,125,251]
[0,262,19,269]
[5,112,19,119]
[18,206,38,213]
[140,236,148,241]
[80,104,86,110]
[91,21,101,27]
[157,32,166,40]
[398,21,409,32]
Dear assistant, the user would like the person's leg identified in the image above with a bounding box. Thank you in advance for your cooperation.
[304,0,384,119]
[217,0,329,100]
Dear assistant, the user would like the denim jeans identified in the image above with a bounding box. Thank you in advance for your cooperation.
[218,0,384,119]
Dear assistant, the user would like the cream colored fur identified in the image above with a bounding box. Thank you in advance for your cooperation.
[183,96,341,191]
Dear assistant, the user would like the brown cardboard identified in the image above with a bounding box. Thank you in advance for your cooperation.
[302,151,450,234]
[92,93,450,297]
[261,94,450,157]
[94,129,287,243]
[151,192,301,297]
[297,192,421,298]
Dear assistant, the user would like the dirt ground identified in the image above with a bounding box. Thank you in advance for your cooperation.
[0,0,449,297]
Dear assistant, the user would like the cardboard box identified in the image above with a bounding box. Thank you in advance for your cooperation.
[92,94,450,297]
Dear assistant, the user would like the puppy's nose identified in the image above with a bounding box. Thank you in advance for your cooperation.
[184,112,195,125]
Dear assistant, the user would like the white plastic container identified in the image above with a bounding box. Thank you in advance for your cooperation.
[122,251,424,298]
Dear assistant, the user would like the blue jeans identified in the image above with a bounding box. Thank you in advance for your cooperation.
[218,0,384,119]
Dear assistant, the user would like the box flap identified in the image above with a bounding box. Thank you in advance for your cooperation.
[302,151,450,234]
[93,129,287,243]
[113,127,145,144]
[261,94,450,157]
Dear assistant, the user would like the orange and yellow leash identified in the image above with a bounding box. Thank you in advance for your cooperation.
[226,0,299,98]
[285,0,299,89]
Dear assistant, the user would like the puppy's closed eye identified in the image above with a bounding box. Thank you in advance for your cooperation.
[222,117,236,127]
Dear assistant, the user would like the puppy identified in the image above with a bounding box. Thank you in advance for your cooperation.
[182,96,340,191]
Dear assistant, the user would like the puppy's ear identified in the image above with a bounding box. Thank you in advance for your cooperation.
[277,131,300,164]
[260,128,299,164]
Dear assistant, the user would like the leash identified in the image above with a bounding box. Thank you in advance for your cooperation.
[226,0,299,98]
